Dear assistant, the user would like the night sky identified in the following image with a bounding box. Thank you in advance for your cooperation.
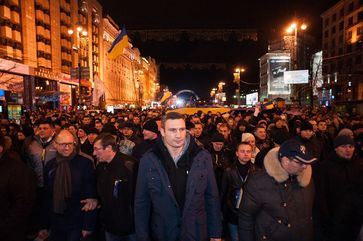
[99,0,339,100]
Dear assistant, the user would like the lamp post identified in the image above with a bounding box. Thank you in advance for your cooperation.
[286,22,307,70]
[68,25,88,108]
[233,67,245,107]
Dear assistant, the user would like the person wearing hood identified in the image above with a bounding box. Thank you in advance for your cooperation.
[238,139,317,241]
[134,112,222,241]
[314,135,363,241]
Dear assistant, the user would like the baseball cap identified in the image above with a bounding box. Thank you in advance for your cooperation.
[279,139,317,164]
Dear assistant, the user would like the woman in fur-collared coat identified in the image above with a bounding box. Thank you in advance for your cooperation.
[238,139,316,241]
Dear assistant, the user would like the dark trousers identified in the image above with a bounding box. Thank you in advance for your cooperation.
[49,229,81,241]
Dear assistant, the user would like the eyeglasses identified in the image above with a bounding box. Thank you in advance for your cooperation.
[56,142,75,148]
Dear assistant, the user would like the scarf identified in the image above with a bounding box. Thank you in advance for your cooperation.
[53,150,77,214]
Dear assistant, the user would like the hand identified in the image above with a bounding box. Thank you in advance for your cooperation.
[82,230,92,237]
[80,198,98,211]
[37,229,49,239]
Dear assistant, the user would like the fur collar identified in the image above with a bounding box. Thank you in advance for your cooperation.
[263,147,312,187]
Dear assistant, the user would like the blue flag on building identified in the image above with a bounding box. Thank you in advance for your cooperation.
[107,25,128,60]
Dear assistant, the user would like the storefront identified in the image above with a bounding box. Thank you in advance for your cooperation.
[0,58,29,120]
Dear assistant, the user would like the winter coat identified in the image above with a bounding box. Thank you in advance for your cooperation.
[96,152,136,236]
[134,138,222,241]
[40,154,98,232]
[220,161,256,224]
[132,138,158,160]
[238,147,315,241]
[24,135,57,187]
[0,151,36,241]
[314,152,363,241]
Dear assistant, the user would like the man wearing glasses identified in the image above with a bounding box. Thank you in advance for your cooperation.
[238,139,317,241]
[37,130,97,241]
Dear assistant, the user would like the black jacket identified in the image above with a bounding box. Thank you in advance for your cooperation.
[239,147,315,241]
[0,151,36,241]
[96,152,136,235]
[221,160,256,224]
[132,138,158,160]
[315,152,363,241]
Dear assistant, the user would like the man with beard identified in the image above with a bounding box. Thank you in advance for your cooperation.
[134,112,222,241]
[37,130,97,241]
[315,135,363,241]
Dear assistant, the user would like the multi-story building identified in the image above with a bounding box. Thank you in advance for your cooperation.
[0,0,103,111]
[259,52,291,102]
[102,16,159,107]
[321,0,363,111]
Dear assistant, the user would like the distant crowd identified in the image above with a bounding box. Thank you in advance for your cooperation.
[0,105,362,241]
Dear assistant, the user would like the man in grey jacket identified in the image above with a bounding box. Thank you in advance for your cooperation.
[238,139,317,241]
[134,112,222,241]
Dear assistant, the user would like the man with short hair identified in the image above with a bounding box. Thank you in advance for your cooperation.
[239,139,317,241]
[94,133,136,241]
[194,122,211,148]
[135,112,222,241]
[38,130,98,241]
[221,142,256,241]
[253,125,271,151]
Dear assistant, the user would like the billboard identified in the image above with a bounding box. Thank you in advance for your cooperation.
[284,70,309,84]
[246,92,258,106]
[268,57,290,95]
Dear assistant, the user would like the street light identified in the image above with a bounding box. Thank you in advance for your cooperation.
[286,22,307,69]
[68,24,88,107]
[233,67,245,107]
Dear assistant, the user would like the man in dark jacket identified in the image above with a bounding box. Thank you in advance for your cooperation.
[315,135,363,241]
[221,142,256,241]
[0,133,36,241]
[238,139,317,241]
[132,119,159,160]
[134,112,222,241]
[94,133,136,241]
[38,130,98,241]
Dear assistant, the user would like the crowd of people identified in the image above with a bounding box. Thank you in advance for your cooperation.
[0,105,362,241]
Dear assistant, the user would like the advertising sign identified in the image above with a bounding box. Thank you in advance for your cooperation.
[246,92,258,106]
[284,70,309,84]
[268,57,291,95]
[59,83,72,106]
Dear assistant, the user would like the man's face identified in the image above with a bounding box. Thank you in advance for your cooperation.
[93,140,111,162]
[77,129,87,138]
[101,116,108,124]
[236,144,252,164]
[194,124,203,137]
[318,121,327,132]
[335,144,355,160]
[88,133,98,143]
[227,119,234,127]
[300,130,314,140]
[68,126,77,135]
[95,122,103,131]
[82,117,91,125]
[143,129,157,140]
[55,134,75,157]
[281,156,308,175]
[275,120,284,129]
[38,124,54,139]
[121,127,133,138]
[133,117,141,125]
[309,120,318,132]
[255,128,266,140]
[160,119,186,150]
[212,142,224,152]
[219,126,230,140]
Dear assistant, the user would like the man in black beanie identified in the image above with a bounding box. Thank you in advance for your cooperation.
[132,119,159,160]
[315,135,363,241]
[294,121,322,162]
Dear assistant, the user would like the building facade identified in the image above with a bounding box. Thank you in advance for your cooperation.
[321,0,363,111]
[102,16,158,107]
[0,0,103,112]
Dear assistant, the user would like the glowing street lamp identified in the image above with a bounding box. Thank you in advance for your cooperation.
[234,67,245,107]
[286,21,307,69]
